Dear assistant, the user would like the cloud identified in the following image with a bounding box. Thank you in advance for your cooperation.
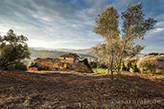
[0,0,164,52]
[156,21,164,27]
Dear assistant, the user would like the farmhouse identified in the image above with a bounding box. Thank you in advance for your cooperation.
[29,53,92,72]
[60,53,79,68]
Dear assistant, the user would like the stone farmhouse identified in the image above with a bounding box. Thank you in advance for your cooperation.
[60,53,79,68]
[28,53,92,73]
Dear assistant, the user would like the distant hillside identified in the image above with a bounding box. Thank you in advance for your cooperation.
[55,48,91,54]
[28,47,97,60]
[142,52,164,69]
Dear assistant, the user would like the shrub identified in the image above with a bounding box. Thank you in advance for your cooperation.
[27,61,44,71]
[90,62,97,68]
[14,62,27,71]
[129,68,134,73]
[155,66,164,74]
[146,58,159,72]
[83,58,91,69]
[156,69,163,74]
[124,58,139,72]
[146,70,152,74]
[121,63,128,71]
[137,57,147,74]
[157,66,163,69]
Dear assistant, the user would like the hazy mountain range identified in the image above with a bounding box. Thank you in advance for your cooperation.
[28,47,97,60]
[27,47,163,62]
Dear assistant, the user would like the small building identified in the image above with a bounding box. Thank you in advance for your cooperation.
[46,58,54,61]
[60,53,79,64]
[60,53,79,68]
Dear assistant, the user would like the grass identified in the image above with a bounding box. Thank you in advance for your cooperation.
[103,104,116,109]
[92,68,107,74]
[135,86,145,92]
[92,68,123,74]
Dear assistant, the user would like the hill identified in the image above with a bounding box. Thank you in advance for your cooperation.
[28,47,97,60]
[142,52,164,69]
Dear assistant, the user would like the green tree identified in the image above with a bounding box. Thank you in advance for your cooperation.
[0,29,31,68]
[83,58,91,69]
[91,2,157,80]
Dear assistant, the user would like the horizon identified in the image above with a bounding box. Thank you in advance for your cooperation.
[0,0,164,53]
[29,47,163,55]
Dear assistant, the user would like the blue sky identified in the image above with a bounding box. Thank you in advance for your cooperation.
[0,0,164,53]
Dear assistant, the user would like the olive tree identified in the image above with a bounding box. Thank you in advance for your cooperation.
[91,2,157,80]
[0,29,31,68]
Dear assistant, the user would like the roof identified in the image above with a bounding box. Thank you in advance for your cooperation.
[60,53,79,58]
[54,58,60,61]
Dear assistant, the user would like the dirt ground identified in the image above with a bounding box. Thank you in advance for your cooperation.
[0,70,164,109]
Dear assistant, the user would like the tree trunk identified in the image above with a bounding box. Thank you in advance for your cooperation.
[107,69,109,76]
[111,69,113,81]
[116,68,121,81]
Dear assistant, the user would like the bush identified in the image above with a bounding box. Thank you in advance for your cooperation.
[129,68,134,73]
[155,66,164,74]
[121,63,127,71]
[157,66,163,69]
[147,70,152,74]
[146,58,159,72]
[90,62,97,68]
[124,58,139,72]
[156,69,163,74]
[27,61,43,71]
[83,58,91,69]
[97,63,107,68]
[137,57,147,74]
[14,62,27,71]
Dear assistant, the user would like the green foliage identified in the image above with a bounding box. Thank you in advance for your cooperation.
[14,62,27,71]
[158,57,164,62]
[0,29,31,68]
[145,58,159,72]
[157,66,163,69]
[97,63,108,69]
[129,68,134,73]
[27,61,44,71]
[124,58,139,72]
[140,65,164,74]
[122,63,128,71]
[92,68,107,74]
[91,2,156,80]
[103,104,115,109]
[83,58,91,69]
[155,66,164,74]
[90,62,97,68]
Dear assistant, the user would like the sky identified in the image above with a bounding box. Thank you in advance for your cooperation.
[0,0,164,53]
